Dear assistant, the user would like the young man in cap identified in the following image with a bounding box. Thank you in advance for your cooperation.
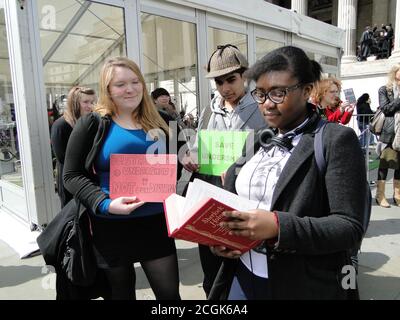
[183,44,266,297]
[151,87,180,120]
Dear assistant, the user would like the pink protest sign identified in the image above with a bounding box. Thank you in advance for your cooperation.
[110,154,177,202]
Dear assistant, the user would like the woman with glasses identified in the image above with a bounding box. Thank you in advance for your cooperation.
[209,46,367,300]
[311,77,355,124]
[51,86,96,208]
[182,44,266,298]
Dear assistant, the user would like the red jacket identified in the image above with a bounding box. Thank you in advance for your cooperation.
[324,107,353,125]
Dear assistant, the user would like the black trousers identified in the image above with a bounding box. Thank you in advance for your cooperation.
[198,244,223,297]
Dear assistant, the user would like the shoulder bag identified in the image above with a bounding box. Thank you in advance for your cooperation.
[369,108,385,135]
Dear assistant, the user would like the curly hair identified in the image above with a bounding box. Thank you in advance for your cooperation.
[385,64,400,91]
[310,77,342,106]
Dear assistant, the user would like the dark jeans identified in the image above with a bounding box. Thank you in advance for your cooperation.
[358,121,374,150]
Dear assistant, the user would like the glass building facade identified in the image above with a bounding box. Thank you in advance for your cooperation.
[0,0,343,228]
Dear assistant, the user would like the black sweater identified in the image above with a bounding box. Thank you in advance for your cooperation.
[51,117,73,207]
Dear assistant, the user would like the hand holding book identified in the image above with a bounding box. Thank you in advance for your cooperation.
[211,209,279,258]
[163,179,264,252]
[220,209,279,240]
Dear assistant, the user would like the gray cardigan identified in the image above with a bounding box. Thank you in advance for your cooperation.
[209,116,367,300]
[197,90,266,131]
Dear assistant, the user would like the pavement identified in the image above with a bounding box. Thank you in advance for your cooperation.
[0,167,399,300]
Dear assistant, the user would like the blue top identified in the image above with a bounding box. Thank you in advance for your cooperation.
[95,120,164,217]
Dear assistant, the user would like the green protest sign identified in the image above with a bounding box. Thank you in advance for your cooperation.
[198,130,249,176]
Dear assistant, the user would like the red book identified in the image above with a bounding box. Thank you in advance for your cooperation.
[163,193,262,253]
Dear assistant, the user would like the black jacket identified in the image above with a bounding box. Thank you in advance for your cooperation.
[63,111,184,215]
[378,85,400,144]
[209,114,366,300]
[356,102,374,123]
[51,117,73,207]
[42,111,182,299]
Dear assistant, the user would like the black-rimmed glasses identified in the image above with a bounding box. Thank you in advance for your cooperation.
[251,83,303,104]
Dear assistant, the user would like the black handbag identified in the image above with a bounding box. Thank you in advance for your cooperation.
[62,202,97,286]
[37,199,97,287]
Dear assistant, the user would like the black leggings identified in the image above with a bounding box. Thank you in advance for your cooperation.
[103,253,180,300]
[378,168,400,180]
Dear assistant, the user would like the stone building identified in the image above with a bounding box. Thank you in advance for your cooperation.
[266,0,400,109]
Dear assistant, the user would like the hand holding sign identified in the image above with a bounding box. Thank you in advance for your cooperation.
[198,130,249,176]
[182,151,200,173]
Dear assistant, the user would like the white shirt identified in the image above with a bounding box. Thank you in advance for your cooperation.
[235,122,306,278]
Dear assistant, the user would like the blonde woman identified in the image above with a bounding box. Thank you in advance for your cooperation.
[375,64,400,207]
[311,77,354,124]
[51,86,96,207]
[63,57,180,300]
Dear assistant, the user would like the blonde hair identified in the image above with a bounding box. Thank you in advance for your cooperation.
[64,86,95,127]
[311,77,342,105]
[386,64,400,91]
[94,57,169,136]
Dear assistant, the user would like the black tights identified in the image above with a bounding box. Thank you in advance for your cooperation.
[103,253,180,300]
[103,265,135,300]
[378,168,400,181]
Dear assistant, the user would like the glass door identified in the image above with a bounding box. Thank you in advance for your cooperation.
[37,0,126,203]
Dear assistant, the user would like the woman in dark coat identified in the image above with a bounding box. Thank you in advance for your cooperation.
[51,86,96,207]
[209,46,367,300]
[356,93,375,150]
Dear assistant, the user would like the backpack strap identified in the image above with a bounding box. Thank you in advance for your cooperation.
[313,119,372,236]
[314,119,328,175]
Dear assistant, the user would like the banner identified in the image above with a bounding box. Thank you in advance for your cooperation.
[198,130,249,176]
[110,154,177,202]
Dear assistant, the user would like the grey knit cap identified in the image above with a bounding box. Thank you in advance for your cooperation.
[206,44,249,79]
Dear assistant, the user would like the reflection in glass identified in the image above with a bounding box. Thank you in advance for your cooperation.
[256,37,283,60]
[0,4,23,187]
[38,0,125,126]
[141,13,198,119]
[37,0,126,194]
[305,51,338,67]
[208,27,247,58]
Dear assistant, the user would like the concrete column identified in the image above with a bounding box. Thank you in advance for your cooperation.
[338,0,358,63]
[390,0,400,59]
[291,0,308,15]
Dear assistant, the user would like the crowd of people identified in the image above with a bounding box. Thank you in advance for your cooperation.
[358,24,394,61]
[42,42,400,301]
